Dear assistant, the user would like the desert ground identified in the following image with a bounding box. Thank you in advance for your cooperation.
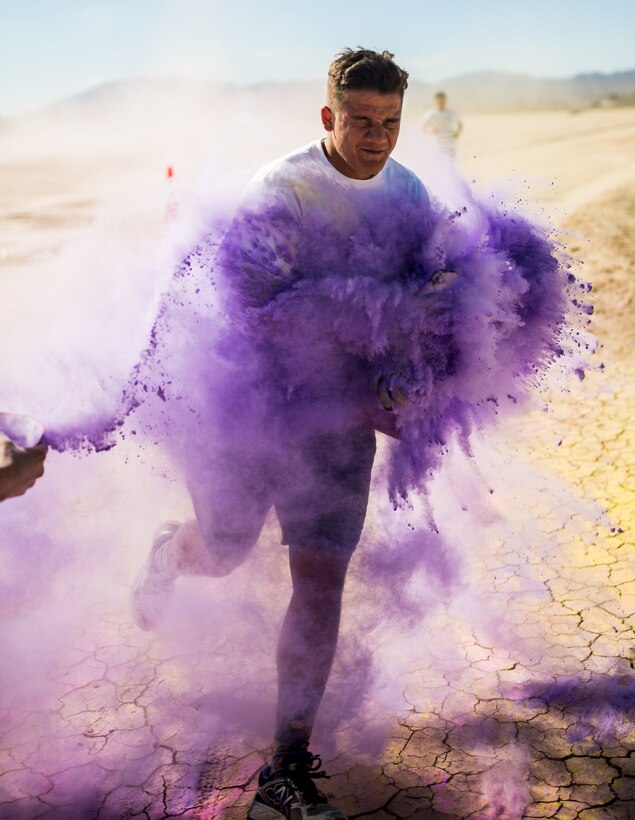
[0,104,634,818]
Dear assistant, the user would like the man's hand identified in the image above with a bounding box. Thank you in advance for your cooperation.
[375,376,407,413]
[429,268,458,289]
[0,439,47,502]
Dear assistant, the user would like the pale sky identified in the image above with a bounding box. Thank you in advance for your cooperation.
[1,0,634,116]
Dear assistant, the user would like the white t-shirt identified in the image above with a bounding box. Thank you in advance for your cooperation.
[249,138,427,219]
[421,108,462,156]
[221,140,431,308]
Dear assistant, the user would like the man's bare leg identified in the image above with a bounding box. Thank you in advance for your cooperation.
[157,533,351,750]
[131,516,264,630]
[272,544,351,762]
[157,520,244,577]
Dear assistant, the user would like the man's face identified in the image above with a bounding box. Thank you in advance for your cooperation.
[435,94,447,111]
[321,89,403,180]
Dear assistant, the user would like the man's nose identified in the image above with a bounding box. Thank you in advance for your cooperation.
[367,123,387,142]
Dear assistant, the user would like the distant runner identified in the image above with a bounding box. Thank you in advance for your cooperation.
[421,91,463,158]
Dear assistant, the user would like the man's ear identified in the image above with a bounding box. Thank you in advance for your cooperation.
[321,106,334,132]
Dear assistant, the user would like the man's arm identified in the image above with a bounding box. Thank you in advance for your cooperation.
[218,182,302,310]
[0,439,47,501]
[421,110,437,135]
[453,111,463,138]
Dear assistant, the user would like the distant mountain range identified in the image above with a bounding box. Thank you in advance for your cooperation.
[4,68,635,123]
[409,69,635,111]
[1,70,634,163]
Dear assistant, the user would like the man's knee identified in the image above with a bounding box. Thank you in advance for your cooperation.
[174,519,259,577]
[197,527,260,576]
[288,544,352,597]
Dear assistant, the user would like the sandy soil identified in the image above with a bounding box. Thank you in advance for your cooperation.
[463,108,635,215]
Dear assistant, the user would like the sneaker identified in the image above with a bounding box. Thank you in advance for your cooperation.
[130,521,180,631]
[248,751,346,819]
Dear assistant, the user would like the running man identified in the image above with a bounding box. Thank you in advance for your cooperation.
[421,91,463,158]
[132,48,434,819]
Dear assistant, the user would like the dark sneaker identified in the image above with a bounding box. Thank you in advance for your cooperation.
[130,521,180,631]
[248,751,346,819]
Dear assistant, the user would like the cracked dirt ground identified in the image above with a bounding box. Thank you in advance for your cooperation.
[1,113,634,818]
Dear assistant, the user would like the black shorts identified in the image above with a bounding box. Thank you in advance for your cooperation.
[188,425,376,560]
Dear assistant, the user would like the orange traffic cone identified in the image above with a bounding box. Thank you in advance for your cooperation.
[165,165,177,222]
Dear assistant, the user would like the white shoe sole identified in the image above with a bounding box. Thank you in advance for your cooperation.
[248,799,347,819]
[248,803,284,819]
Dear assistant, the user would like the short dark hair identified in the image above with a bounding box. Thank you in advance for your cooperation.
[327,48,409,108]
